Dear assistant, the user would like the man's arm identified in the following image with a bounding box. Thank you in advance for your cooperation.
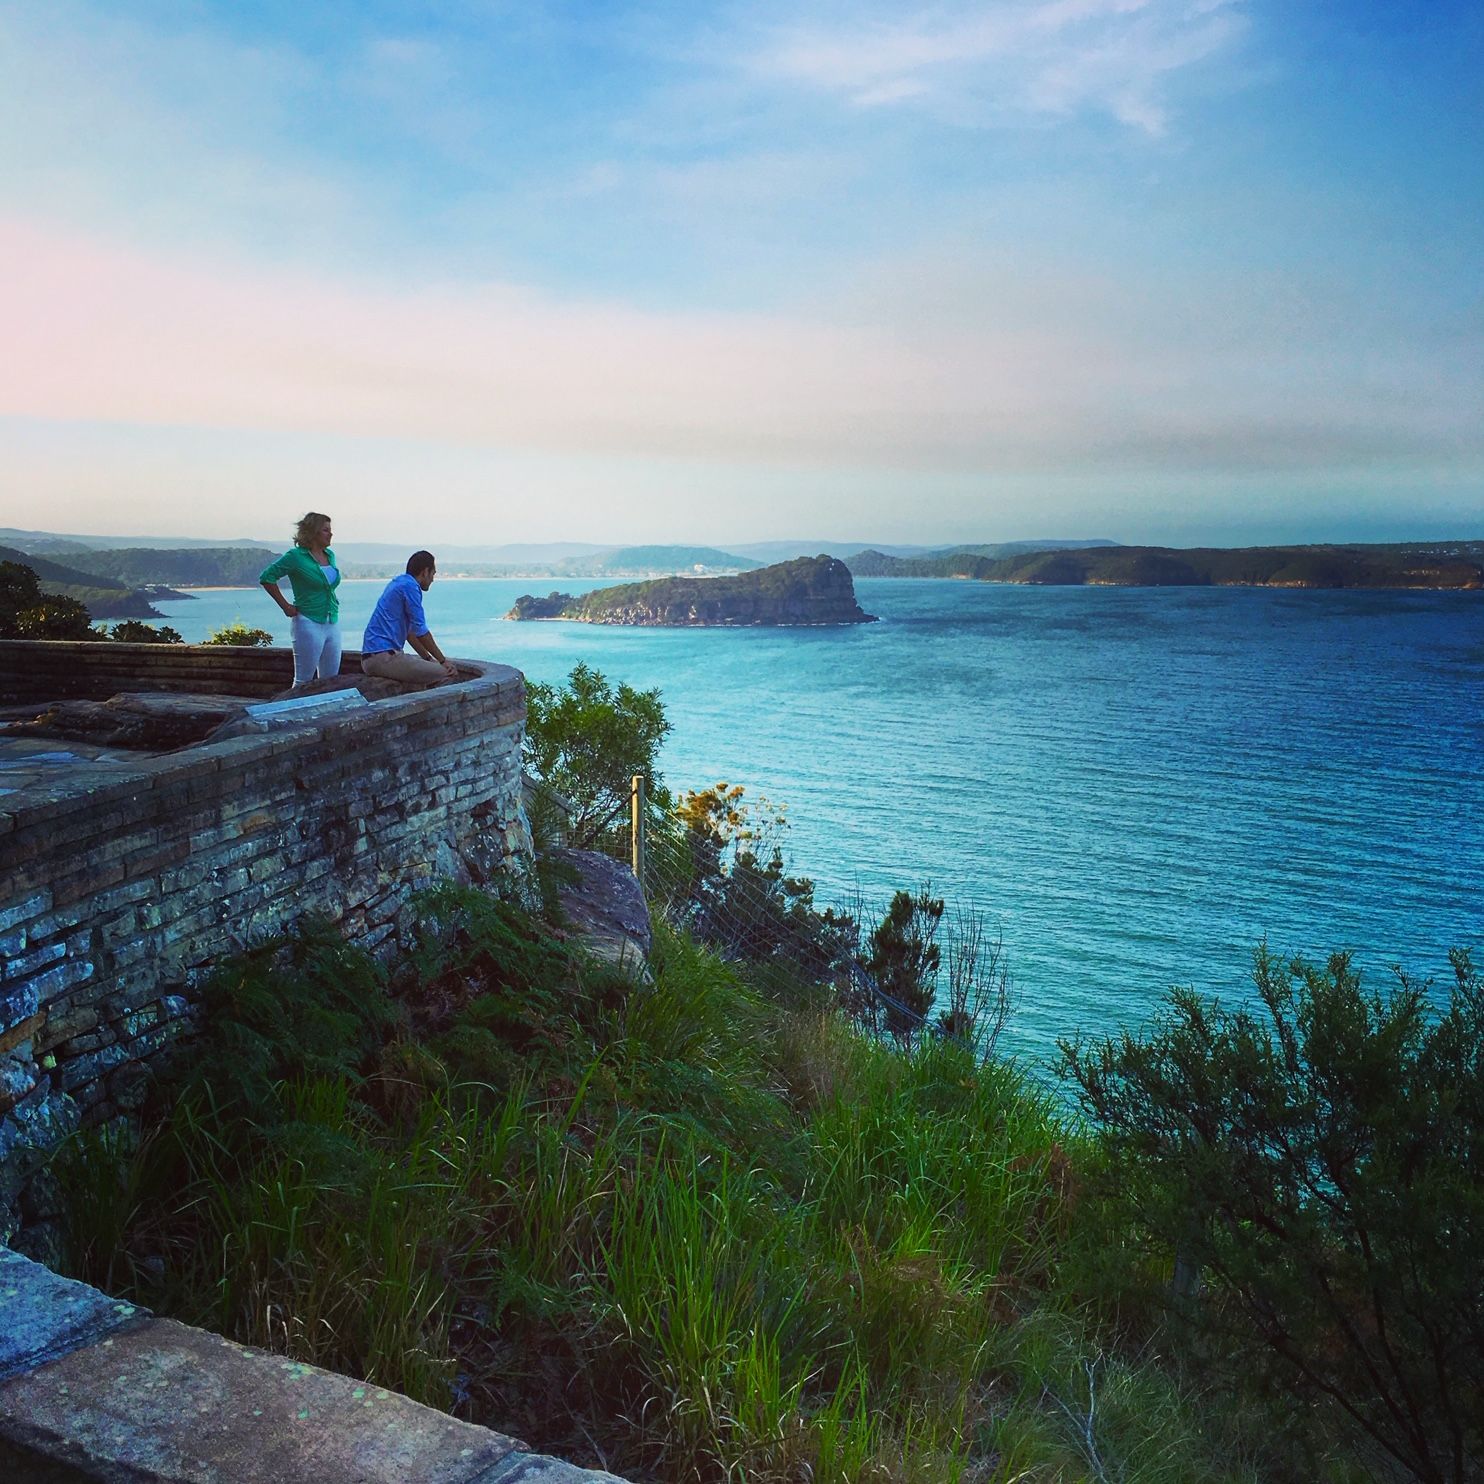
[408,628,458,678]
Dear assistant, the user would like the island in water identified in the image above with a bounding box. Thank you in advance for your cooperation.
[507,555,878,626]
[846,540,1484,589]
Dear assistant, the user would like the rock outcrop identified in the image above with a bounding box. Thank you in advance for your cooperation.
[507,556,877,627]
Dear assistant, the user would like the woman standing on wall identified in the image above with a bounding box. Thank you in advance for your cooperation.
[258,512,342,688]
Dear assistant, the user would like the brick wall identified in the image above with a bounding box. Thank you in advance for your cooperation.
[0,643,531,1248]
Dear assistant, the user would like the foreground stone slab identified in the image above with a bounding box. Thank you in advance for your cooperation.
[0,1248,147,1382]
[0,1317,519,1483]
[470,1454,629,1483]
[4,693,250,751]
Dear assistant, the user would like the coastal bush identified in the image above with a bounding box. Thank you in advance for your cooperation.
[866,888,945,1041]
[524,662,671,848]
[0,560,94,638]
[202,620,274,646]
[101,619,184,643]
[1060,945,1484,1484]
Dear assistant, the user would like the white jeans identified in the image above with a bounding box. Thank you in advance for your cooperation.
[290,615,342,686]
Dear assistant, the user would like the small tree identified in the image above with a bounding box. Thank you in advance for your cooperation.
[1060,946,1484,1484]
[106,620,183,644]
[0,561,94,639]
[203,621,274,647]
[866,889,945,1041]
[524,663,670,849]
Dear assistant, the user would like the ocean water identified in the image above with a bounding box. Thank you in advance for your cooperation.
[154,577,1484,1062]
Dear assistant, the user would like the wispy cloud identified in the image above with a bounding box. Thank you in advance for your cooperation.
[3,216,1473,479]
[734,0,1248,134]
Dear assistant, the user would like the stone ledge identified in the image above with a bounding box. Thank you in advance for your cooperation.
[0,1247,147,1382]
[0,1249,630,1484]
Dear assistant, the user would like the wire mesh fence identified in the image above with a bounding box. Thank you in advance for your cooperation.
[600,778,1014,1057]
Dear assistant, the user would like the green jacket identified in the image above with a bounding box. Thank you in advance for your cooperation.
[259,547,341,624]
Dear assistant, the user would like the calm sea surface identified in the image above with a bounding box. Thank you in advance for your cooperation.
[155,578,1484,1062]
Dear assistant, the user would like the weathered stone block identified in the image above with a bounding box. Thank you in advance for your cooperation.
[50,862,126,909]
[1,942,65,982]
[57,1042,128,1093]
[108,1060,152,1112]
[0,1054,40,1113]
[119,1004,162,1039]
[122,838,192,878]
[59,1025,118,1055]
[0,891,50,937]
[1,980,43,1032]
[12,956,94,1009]
[0,1012,43,1059]
[126,1022,188,1061]
[35,1005,97,1054]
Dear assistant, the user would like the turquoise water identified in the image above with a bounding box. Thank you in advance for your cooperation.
[155,578,1484,1059]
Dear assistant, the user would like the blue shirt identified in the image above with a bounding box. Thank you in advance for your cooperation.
[361,574,429,654]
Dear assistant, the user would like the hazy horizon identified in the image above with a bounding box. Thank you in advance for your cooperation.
[4,520,1481,559]
[2,2,1480,544]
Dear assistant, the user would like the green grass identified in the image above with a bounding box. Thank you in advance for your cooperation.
[49,890,1320,1482]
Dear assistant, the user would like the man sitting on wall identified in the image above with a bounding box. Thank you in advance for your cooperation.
[360,551,460,684]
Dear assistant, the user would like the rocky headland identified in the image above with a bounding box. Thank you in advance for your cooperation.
[506,555,878,626]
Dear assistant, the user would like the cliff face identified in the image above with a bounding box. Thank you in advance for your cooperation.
[507,556,878,626]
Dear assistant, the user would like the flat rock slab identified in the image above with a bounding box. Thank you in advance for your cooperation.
[0,1317,519,1483]
[550,850,651,972]
[0,1247,148,1382]
[3,693,248,751]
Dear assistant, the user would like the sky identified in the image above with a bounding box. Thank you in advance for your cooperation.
[0,0,1480,548]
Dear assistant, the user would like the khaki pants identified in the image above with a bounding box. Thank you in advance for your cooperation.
[361,650,447,684]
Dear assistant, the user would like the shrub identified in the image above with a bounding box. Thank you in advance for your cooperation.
[203,621,274,646]
[1060,945,1484,1484]
[0,561,93,638]
[105,620,184,644]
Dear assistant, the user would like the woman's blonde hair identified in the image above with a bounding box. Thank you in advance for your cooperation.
[294,512,332,548]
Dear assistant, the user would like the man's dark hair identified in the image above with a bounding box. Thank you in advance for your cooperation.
[406,551,436,577]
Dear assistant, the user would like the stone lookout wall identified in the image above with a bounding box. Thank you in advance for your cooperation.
[0,642,531,1248]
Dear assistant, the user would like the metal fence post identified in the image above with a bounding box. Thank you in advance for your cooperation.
[630,774,646,885]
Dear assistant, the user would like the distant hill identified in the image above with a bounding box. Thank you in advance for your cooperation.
[0,545,163,618]
[54,546,273,588]
[577,545,760,575]
[508,556,877,626]
[845,541,1484,589]
[918,539,1120,560]
[0,527,274,552]
[330,541,610,566]
[727,540,938,562]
